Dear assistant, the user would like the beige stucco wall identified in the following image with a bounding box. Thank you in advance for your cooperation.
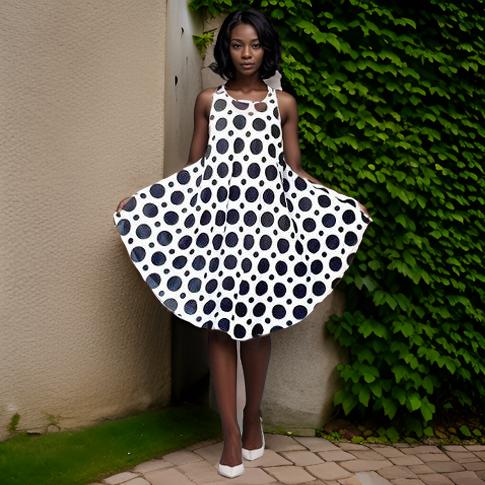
[0,0,203,442]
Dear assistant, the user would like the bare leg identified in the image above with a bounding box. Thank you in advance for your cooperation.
[207,330,241,466]
[240,334,271,449]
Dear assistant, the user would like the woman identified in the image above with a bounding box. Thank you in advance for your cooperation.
[114,7,372,478]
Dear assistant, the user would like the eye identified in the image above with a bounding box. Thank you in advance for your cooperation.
[252,43,261,48]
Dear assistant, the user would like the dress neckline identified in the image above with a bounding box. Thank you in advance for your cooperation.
[221,82,271,104]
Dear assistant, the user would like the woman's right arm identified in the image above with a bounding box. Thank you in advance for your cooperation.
[184,88,213,167]
[116,88,213,212]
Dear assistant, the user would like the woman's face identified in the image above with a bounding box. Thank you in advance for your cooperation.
[228,23,264,78]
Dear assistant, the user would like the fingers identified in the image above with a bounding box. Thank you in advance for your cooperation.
[116,197,130,213]
[358,202,371,218]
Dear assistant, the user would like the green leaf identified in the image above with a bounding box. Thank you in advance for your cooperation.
[407,393,421,412]
[386,426,400,442]
[358,386,371,406]
[382,398,398,419]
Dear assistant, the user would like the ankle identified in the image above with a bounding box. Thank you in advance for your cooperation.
[243,407,262,420]
[222,422,241,438]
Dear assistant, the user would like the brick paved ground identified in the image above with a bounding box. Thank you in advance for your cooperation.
[89,435,485,485]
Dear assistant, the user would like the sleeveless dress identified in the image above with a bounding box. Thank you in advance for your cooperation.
[112,81,373,341]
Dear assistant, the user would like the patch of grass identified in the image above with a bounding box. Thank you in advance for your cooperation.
[0,404,221,485]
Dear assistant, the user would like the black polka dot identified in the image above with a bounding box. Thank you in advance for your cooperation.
[322,214,336,227]
[233,115,246,129]
[234,138,245,153]
[216,139,229,154]
[216,118,227,130]
[252,118,266,130]
[214,99,227,111]
[342,209,355,224]
[250,139,263,154]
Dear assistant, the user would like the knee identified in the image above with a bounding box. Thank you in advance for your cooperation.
[208,329,233,342]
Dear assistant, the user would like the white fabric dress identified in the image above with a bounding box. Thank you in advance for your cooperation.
[113,82,373,341]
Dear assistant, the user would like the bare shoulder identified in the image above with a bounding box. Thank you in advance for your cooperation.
[197,86,218,98]
[275,89,298,120]
[194,86,219,115]
[275,89,296,103]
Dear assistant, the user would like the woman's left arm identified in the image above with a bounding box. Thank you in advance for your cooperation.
[279,90,371,218]
[279,91,323,185]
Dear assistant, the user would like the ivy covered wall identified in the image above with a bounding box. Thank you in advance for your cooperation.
[189,0,484,438]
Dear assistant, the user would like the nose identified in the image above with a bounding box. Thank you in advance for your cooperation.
[242,46,252,59]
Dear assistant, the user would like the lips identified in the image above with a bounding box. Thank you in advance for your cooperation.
[241,63,255,68]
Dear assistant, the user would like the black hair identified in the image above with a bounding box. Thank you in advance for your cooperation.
[209,8,281,81]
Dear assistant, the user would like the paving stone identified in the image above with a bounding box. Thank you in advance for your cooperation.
[191,441,225,464]
[132,459,173,473]
[124,479,150,485]
[390,479,425,485]
[444,446,468,452]
[305,462,353,480]
[354,470,393,484]
[293,437,341,452]
[160,449,205,466]
[279,450,325,466]
[474,452,485,461]
[204,466,277,484]
[340,460,393,473]
[339,444,371,451]
[262,479,294,485]
[143,466,198,485]
[339,477,363,485]
[186,438,220,450]
[297,481,326,485]
[394,444,412,448]
[446,452,481,463]
[464,463,485,472]
[444,470,485,485]
[477,471,485,480]
[374,447,407,459]
[415,453,451,462]
[466,447,485,452]
[408,465,435,475]
[260,465,318,484]
[378,466,417,480]
[266,435,308,452]
[426,461,465,473]
[317,450,357,462]
[244,449,293,468]
[352,450,390,461]
[103,471,140,484]
[390,456,424,466]
[420,474,454,484]
[177,459,225,483]
[402,447,442,455]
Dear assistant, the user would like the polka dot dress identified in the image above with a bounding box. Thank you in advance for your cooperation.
[113,81,373,341]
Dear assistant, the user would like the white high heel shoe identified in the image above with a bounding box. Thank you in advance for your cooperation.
[242,416,265,460]
[217,460,245,478]
[218,437,244,479]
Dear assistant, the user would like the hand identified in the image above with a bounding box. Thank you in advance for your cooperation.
[116,196,132,213]
[358,202,371,219]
